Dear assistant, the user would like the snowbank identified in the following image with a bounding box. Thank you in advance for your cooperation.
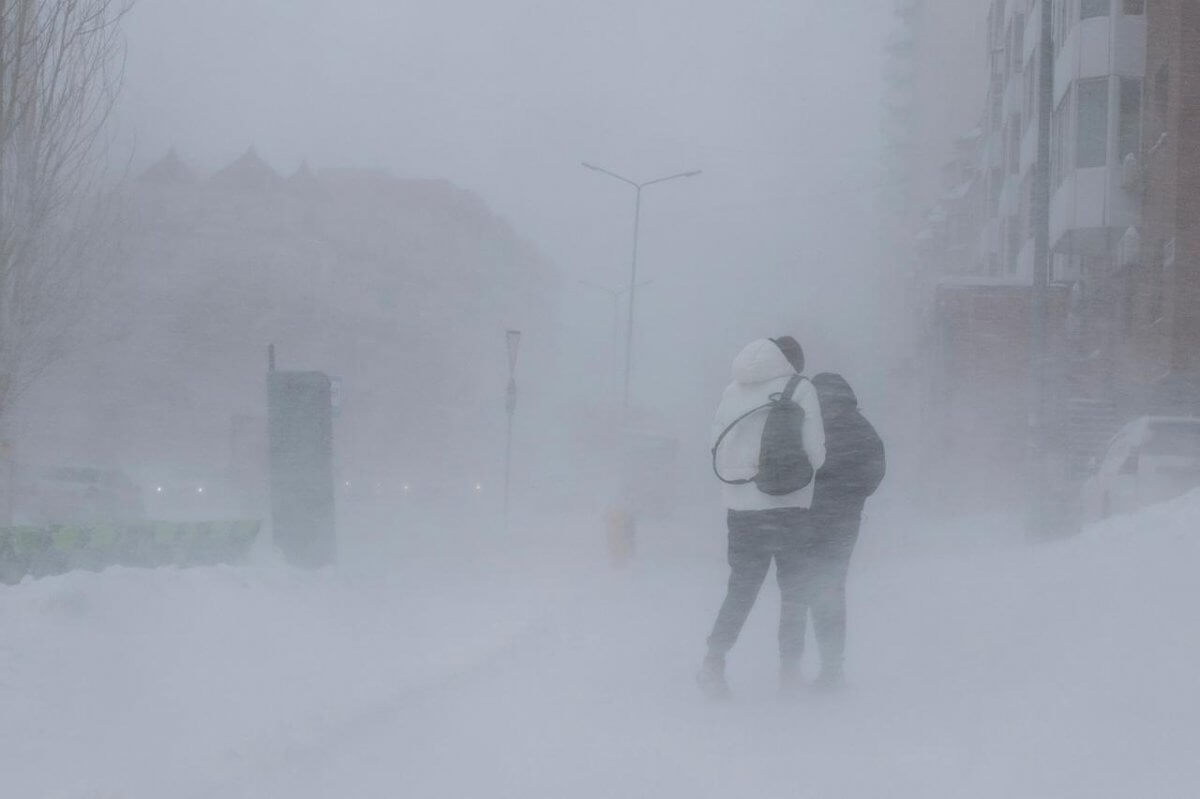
[3,496,1200,798]
[0,556,548,799]
[1084,485,1200,545]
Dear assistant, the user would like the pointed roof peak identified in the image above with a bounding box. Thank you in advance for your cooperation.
[138,147,196,185]
[211,146,281,192]
[287,159,324,194]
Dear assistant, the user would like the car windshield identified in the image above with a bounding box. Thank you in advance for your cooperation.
[1144,422,1200,458]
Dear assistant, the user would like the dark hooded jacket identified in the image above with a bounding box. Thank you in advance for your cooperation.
[811,373,886,518]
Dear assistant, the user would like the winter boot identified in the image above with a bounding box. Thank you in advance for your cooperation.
[812,663,845,694]
[779,658,805,697]
[696,652,731,701]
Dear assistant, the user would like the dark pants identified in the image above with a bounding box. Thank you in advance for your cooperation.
[801,511,862,673]
[706,508,815,662]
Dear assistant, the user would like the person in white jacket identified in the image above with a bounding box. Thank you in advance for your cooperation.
[699,336,825,698]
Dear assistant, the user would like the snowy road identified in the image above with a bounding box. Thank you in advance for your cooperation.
[5,498,1200,798]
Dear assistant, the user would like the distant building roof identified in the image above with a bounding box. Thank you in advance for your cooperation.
[210,147,281,192]
[287,160,323,194]
[138,148,195,185]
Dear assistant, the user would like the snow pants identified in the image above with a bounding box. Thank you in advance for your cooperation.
[801,511,863,673]
[706,508,814,661]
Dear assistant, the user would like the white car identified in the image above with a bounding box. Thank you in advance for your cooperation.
[1082,416,1200,522]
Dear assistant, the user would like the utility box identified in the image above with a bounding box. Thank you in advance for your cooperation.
[267,370,335,568]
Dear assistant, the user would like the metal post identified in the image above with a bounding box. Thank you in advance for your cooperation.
[623,187,642,415]
[611,292,621,383]
[1030,0,1054,538]
[504,378,516,525]
[504,330,521,529]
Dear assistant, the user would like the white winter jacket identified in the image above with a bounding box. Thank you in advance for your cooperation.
[712,339,826,511]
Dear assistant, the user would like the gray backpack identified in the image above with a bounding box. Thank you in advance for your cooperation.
[711,375,814,496]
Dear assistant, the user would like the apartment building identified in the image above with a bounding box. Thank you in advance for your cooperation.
[916,2,1148,378]
[1120,0,1200,411]
[967,1,1147,281]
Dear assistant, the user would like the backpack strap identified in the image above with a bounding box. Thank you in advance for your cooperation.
[779,374,805,403]
[711,373,804,485]
[711,401,772,485]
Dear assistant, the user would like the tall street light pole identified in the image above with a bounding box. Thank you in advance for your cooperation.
[583,163,701,417]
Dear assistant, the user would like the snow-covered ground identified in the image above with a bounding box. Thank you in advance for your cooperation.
[3,494,1200,799]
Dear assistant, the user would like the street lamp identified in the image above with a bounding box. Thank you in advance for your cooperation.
[582,162,701,417]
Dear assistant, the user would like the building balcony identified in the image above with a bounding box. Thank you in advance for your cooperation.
[1054,12,1145,103]
[1050,164,1140,256]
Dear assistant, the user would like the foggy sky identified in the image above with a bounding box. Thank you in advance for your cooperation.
[115,0,892,446]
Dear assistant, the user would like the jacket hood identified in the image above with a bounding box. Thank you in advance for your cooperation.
[812,373,858,416]
[731,339,797,385]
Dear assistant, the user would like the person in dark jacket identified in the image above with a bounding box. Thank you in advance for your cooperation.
[805,372,886,690]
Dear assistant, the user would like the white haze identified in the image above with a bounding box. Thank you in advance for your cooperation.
[5,2,1199,798]
[115,0,893,450]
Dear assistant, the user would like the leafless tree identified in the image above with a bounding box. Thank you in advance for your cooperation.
[0,0,132,423]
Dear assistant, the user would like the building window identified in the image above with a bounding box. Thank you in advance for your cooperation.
[1123,0,1144,14]
[1081,0,1109,19]
[1077,78,1109,168]
[1119,78,1142,160]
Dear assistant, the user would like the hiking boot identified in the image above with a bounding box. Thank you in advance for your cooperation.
[779,658,805,697]
[696,653,731,701]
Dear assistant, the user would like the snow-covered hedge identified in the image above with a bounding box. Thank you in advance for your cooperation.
[0,520,260,584]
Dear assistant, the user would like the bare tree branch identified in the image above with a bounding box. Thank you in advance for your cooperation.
[0,0,132,419]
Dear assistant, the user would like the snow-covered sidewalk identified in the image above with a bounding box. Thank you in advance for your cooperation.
[4,495,1200,798]
[0,545,555,799]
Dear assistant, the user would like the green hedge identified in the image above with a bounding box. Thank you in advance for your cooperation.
[0,521,261,585]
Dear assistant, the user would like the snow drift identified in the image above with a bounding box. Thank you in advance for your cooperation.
[3,494,1199,798]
